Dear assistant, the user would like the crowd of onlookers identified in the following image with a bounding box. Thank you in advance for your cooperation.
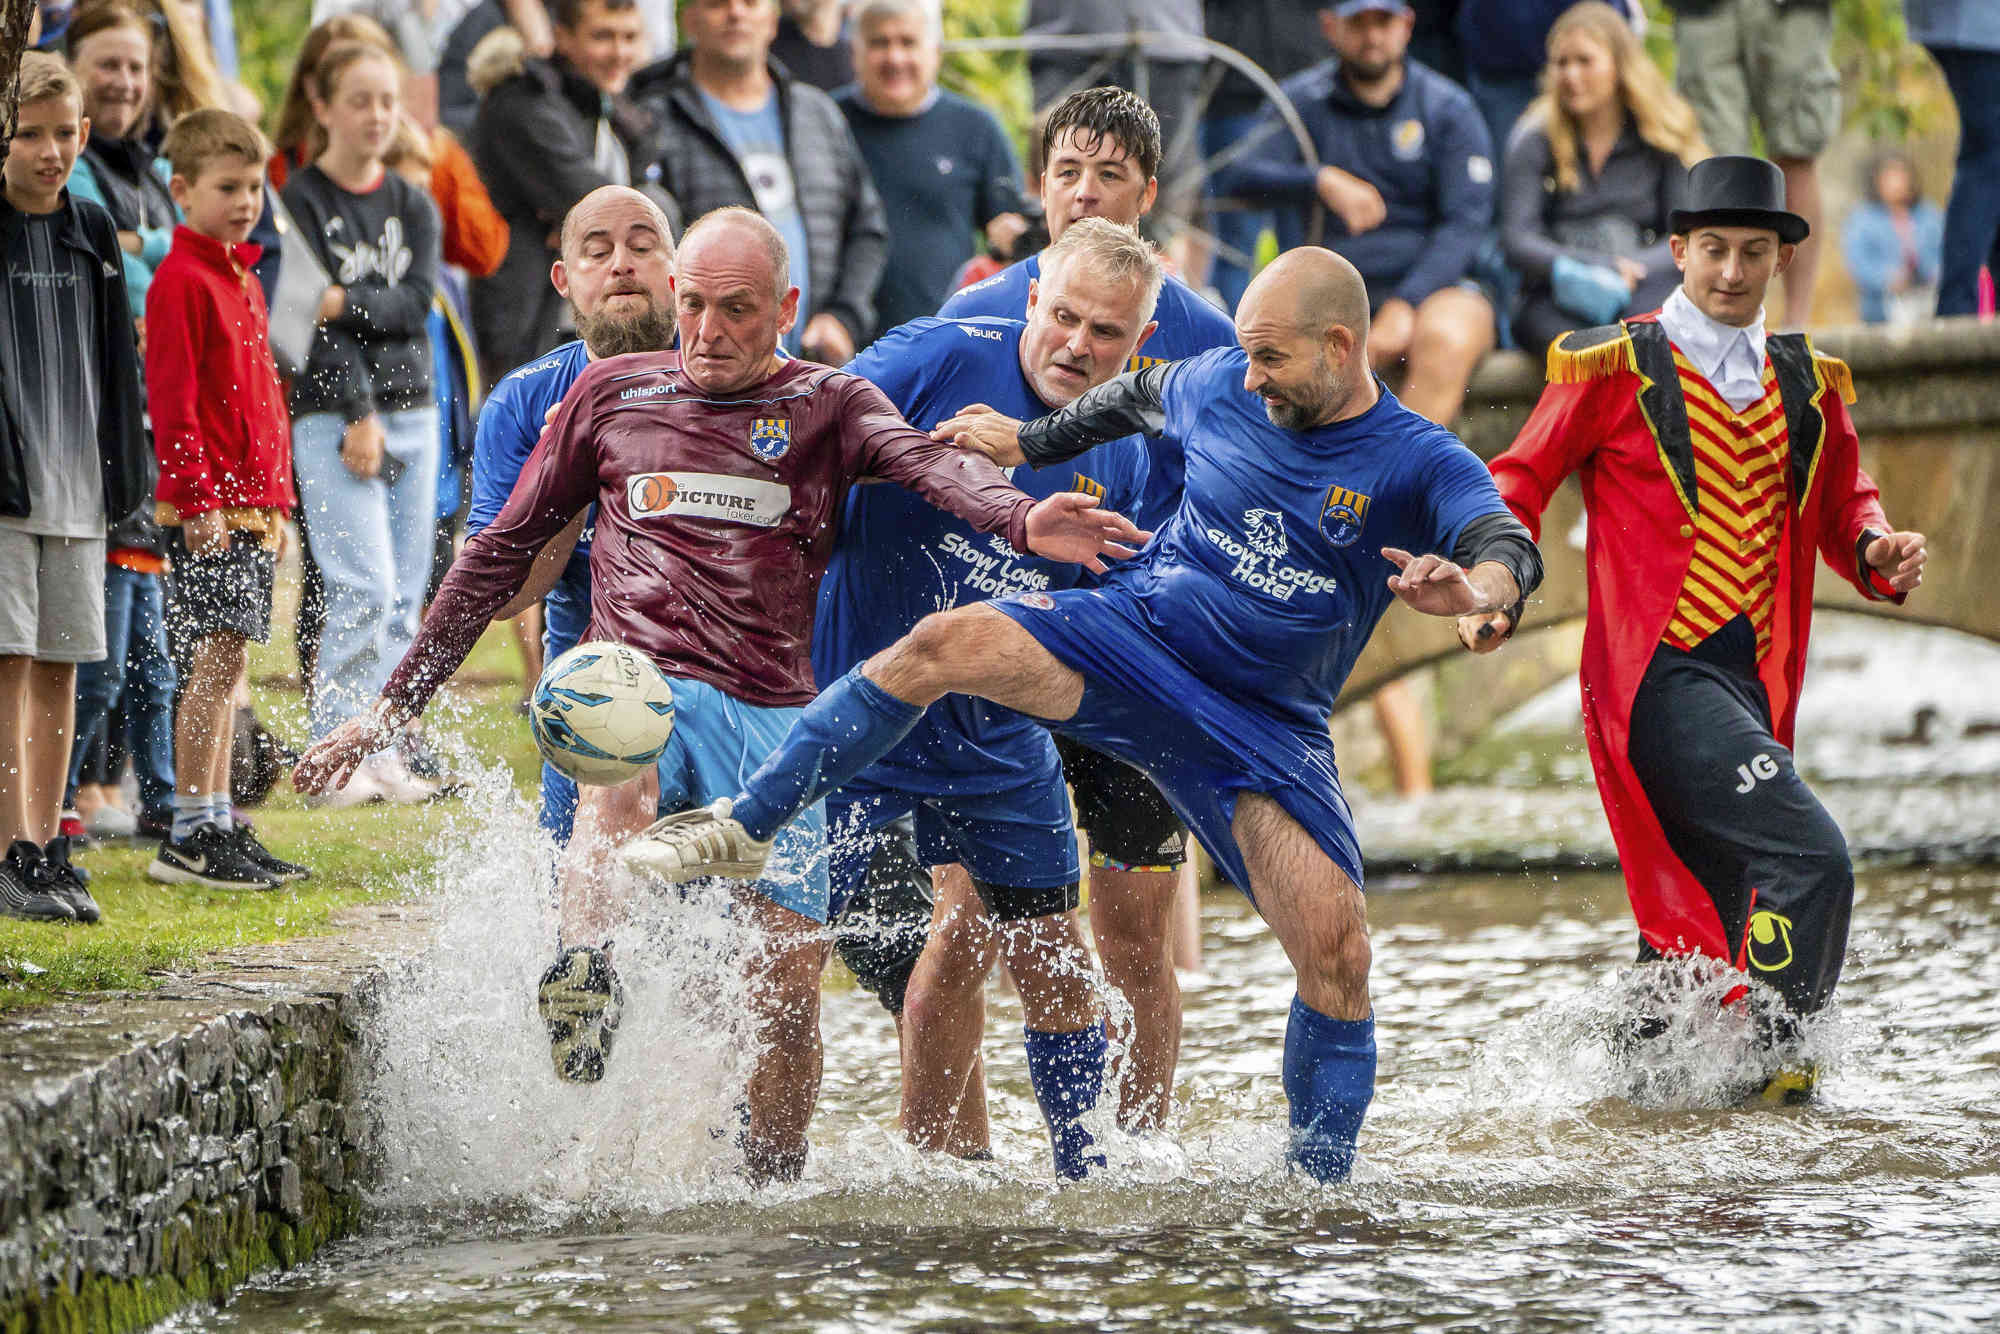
[3,0,1996,923]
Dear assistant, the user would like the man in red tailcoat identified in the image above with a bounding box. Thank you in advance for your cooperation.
[1462,156,1928,1100]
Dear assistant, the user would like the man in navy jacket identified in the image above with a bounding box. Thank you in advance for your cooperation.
[1228,0,1495,432]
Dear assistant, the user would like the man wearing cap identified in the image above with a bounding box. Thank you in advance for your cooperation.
[1469,156,1928,1100]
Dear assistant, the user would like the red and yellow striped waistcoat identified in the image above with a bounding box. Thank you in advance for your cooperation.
[1661,351,1789,657]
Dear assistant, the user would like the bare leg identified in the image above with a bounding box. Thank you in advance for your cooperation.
[175,633,245,819]
[1172,862,1202,972]
[558,768,656,944]
[1370,680,1433,797]
[999,907,1098,1032]
[900,865,998,1154]
[23,662,77,845]
[1396,287,1496,429]
[0,656,31,845]
[1778,157,1822,328]
[1232,792,1371,1019]
[865,604,1084,722]
[738,885,825,1183]
[1087,864,1180,1130]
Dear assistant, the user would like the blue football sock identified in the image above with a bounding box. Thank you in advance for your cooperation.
[1282,995,1375,1183]
[170,794,206,842]
[730,668,924,841]
[1024,1022,1108,1180]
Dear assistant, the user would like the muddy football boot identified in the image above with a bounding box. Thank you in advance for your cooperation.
[537,942,625,1083]
[617,799,772,883]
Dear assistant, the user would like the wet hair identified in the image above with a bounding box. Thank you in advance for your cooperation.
[161,106,268,181]
[680,205,790,298]
[273,15,398,164]
[1039,86,1162,184]
[1039,216,1164,326]
[553,0,639,29]
[14,50,82,113]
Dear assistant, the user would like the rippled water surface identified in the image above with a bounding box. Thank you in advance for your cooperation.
[162,621,2000,1332]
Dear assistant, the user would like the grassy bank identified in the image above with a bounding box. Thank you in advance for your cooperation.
[0,570,543,1014]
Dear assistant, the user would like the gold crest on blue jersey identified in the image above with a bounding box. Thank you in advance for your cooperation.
[750,417,792,461]
[1071,472,1106,500]
[1319,485,1372,546]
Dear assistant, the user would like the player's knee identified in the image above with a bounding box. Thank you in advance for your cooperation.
[872,611,971,699]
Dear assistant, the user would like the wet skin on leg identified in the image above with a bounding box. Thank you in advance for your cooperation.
[1088,863,1181,1131]
[739,885,826,1184]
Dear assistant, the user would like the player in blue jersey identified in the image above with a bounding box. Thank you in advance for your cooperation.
[939,85,1233,1134]
[620,247,1543,1182]
[819,219,1161,1178]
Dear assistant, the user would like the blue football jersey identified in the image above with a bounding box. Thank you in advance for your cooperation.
[1101,346,1511,735]
[816,317,1151,793]
[468,340,595,600]
[940,254,1236,529]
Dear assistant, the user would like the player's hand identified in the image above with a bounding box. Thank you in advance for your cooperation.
[1025,492,1151,574]
[1614,256,1647,290]
[1383,547,1486,617]
[1316,166,1387,235]
[293,712,394,794]
[931,404,1026,466]
[1455,608,1515,654]
[802,313,855,366]
[341,415,385,480]
[181,508,229,557]
[1865,530,1927,593]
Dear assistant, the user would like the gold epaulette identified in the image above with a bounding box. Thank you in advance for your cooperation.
[1809,346,1855,405]
[1545,324,1635,384]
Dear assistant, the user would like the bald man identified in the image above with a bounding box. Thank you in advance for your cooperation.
[296,206,1147,1184]
[622,247,1543,1183]
[466,185,678,855]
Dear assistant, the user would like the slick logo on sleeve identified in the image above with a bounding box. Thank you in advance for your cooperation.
[750,417,792,462]
[1319,485,1372,547]
[627,472,792,528]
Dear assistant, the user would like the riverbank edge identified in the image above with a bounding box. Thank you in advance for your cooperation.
[0,904,432,1334]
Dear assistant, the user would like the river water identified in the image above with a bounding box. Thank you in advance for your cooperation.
[163,622,2000,1333]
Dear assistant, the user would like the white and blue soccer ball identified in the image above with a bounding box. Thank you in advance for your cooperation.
[529,641,676,786]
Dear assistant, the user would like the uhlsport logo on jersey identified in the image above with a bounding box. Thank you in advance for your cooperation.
[1207,508,1338,601]
[1319,485,1372,546]
[750,417,792,461]
[627,472,792,528]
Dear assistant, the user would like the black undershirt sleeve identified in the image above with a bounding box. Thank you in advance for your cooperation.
[1017,363,1173,468]
[1451,511,1543,629]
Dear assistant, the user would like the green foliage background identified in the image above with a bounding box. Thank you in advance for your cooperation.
[230,1,1939,148]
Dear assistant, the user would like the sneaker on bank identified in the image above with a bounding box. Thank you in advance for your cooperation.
[0,841,74,922]
[230,824,310,883]
[537,942,625,1083]
[41,836,102,924]
[309,756,389,810]
[136,808,173,841]
[147,823,280,890]
[617,799,772,883]
[57,810,95,849]
[85,803,138,839]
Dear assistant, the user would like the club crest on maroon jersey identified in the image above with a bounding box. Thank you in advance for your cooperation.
[750,417,792,462]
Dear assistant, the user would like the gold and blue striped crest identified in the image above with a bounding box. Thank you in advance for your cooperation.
[1319,485,1372,547]
[749,416,792,461]
[1071,472,1106,500]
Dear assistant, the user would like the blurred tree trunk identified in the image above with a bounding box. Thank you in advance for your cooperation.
[2,0,34,143]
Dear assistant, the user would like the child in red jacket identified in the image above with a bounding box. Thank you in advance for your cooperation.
[145,109,310,891]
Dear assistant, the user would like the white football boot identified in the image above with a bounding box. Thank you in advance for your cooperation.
[618,798,773,882]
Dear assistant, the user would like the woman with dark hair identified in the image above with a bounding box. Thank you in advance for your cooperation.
[1841,152,1943,326]
[1499,1,1707,354]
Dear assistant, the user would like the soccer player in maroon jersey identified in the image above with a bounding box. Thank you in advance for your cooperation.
[295,207,1147,1184]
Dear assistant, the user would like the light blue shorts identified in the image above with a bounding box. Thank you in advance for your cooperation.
[655,675,830,923]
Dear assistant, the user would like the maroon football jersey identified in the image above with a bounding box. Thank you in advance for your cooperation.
[384,353,1035,715]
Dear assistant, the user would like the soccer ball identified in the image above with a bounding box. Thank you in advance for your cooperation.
[529,642,677,786]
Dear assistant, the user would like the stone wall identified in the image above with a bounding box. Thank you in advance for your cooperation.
[0,906,429,1334]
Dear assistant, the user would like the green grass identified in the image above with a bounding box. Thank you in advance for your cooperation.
[0,568,545,1014]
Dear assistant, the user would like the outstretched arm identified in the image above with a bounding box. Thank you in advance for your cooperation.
[931,362,1175,469]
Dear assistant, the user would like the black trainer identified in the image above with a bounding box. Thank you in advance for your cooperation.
[536,942,625,1083]
[41,836,101,924]
[229,824,310,883]
[0,841,74,922]
[147,822,280,890]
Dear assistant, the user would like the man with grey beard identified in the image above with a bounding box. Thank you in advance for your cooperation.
[464,185,677,855]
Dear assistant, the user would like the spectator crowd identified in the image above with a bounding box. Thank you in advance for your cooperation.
[3,0,1995,922]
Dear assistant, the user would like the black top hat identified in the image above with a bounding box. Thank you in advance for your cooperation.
[1668,155,1810,245]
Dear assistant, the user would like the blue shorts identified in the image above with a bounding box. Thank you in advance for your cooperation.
[827,776,1080,923]
[992,587,1363,896]
[655,676,830,923]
